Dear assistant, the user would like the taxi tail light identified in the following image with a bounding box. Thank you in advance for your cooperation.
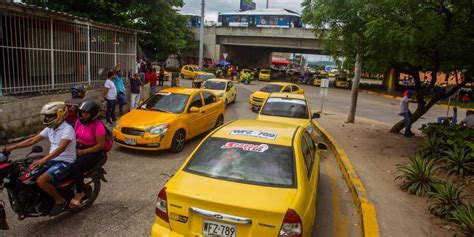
[155,187,169,222]
[278,209,303,237]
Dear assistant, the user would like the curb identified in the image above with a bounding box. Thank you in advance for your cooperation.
[313,120,380,237]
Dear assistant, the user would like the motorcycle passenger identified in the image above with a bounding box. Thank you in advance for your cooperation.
[69,100,106,208]
[4,102,76,216]
[65,84,86,127]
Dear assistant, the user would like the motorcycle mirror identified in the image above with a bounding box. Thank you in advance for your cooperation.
[31,146,43,154]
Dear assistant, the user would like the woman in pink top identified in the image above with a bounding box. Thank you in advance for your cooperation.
[69,100,106,208]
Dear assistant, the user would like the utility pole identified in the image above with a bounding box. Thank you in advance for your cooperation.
[198,0,205,68]
[266,0,269,8]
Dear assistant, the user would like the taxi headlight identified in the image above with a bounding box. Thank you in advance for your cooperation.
[306,125,314,134]
[147,124,169,135]
[218,92,224,97]
[115,121,120,129]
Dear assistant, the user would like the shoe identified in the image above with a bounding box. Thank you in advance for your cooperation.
[404,133,413,138]
[49,201,66,216]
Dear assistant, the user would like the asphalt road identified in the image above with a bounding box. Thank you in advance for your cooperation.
[1,79,359,237]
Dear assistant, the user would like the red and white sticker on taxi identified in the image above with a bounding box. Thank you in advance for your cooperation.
[221,142,269,153]
[230,129,277,140]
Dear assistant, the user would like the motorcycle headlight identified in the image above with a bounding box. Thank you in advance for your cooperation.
[146,124,169,135]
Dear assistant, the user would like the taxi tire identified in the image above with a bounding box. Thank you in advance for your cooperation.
[214,115,224,129]
[224,99,228,108]
[170,130,186,153]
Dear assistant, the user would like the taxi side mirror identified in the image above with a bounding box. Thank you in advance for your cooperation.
[312,113,321,119]
[317,143,328,150]
[189,107,200,113]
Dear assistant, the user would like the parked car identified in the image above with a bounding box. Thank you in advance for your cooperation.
[202,79,237,107]
[113,88,225,152]
[181,65,206,79]
[151,119,326,237]
[258,69,271,81]
[256,93,320,141]
[334,77,351,88]
[249,82,304,111]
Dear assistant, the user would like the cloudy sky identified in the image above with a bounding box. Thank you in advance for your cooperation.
[180,0,304,22]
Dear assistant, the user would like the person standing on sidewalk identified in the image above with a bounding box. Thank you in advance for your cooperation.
[103,71,117,125]
[129,73,143,110]
[114,70,127,116]
[158,66,165,87]
[399,90,415,137]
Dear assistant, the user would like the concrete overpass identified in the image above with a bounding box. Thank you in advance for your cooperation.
[191,27,324,68]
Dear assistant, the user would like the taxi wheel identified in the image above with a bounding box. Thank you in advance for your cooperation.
[214,115,224,128]
[232,94,236,103]
[170,130,186,153]
[224,99,228,108]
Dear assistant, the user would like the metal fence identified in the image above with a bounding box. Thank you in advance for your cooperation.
[0,11,137,95]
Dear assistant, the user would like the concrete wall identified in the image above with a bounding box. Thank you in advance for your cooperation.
[0,89,102,137]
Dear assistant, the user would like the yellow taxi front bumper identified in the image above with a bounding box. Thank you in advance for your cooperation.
[112,127,174,151]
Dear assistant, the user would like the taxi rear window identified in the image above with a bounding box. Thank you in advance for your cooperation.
[184,138,296,188]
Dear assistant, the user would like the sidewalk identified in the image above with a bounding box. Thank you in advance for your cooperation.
[316,111,455,236]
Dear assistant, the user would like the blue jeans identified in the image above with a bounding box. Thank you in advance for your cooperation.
[106,99,116,123]
[44,160,71,184]
[401,112,413,135]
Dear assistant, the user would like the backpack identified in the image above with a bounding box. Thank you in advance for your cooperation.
[92,120,113,152]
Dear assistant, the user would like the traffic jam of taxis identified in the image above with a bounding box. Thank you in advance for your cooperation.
[111,68,329,237]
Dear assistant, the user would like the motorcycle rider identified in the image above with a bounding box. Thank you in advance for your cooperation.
[68,100,106,208]
[4,102,76,216]
[65,85,86,127]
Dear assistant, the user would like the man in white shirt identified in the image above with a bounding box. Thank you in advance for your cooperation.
[103,71,117,125]
[5,102,76,216]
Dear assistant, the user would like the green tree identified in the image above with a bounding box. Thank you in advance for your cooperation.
[302,0,369,123]
[23,0,194,60]
[303,0,474,132]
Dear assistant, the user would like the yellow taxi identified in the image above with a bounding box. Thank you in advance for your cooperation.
[258,69,271,81]
[256,93,320,141]
[180,65,206,79]
[151,119,325,237]
[249,82,304,111]
[192,73,217,88]
[202,79,237,107]
[113,88,225,153]
[334,77,351,88]
[239,69,254,80]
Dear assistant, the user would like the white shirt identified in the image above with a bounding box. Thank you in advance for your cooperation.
[104,79,117,100]
[39,122,76,164]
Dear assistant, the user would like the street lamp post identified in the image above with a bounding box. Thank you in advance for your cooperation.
[198,0,205,68]
[266,0,269,9]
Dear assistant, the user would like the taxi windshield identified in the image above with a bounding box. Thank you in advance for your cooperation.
[260,84,283,93]
[196,74,216,80]
[260,98,309,119]
[261,70,270,74]
[141,93,189,114]
[203,81,226,90]
[185,138,295,188]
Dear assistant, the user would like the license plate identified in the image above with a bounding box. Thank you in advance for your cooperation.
[124,138,136,145]
[203,220,236,237]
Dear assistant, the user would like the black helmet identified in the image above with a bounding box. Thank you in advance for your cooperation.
[78,100,100,124]
[71,85,86,99]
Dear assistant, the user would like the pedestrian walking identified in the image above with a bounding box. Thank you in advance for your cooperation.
[114,70,127,116]
[130,73,143,110]
[146,68,158,96]
[159,66,165,86]
[398,90,415,137]
[103,71,117,125]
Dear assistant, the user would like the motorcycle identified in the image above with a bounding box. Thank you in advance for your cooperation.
[0,131,107,226]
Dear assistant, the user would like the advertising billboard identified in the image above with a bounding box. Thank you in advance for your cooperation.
[240,0,256,11]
